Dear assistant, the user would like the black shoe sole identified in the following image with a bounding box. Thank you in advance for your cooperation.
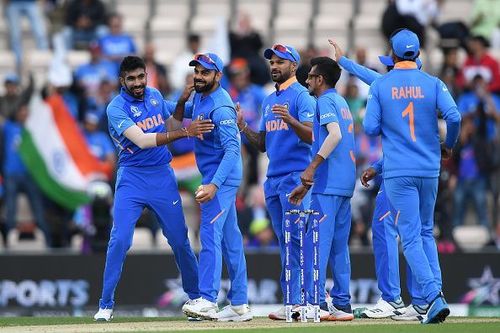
[427,308,450,324]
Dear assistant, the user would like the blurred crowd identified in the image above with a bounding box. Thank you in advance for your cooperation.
[0,0,499,252]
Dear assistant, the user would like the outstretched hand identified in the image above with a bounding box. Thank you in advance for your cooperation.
[328,39,343,62]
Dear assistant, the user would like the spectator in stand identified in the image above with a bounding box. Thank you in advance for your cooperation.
[98,13,137,67]
[229,12,268,85]
[1,104,52,247]
[171,34,202,91]
[0,73,34,124]
[470,0,500,47]
[226,58,266,187]
[382,0,440,49]
[457,35,500,94]
[82,112,116,178]
[86,78,117,132]
[344,78,366,127]
[5,0,49,71]
[439,47,462,99]
[143,43,171,97]
[451,116,491,237]
[74,42,118,100]
[64,0,108,50]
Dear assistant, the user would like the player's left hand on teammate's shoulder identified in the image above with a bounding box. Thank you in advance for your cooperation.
[288,184,309,206]
[272,104,293,124]
[195,184,218,203]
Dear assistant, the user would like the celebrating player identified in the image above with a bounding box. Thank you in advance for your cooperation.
[363,29,461,324]
[94,56,215,321]
[289,57,356,321]
[330,39,425,320]
[177,53,252,322]
[237,44,316,320]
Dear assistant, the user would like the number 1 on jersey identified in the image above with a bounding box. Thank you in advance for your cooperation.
[402,101,416,142]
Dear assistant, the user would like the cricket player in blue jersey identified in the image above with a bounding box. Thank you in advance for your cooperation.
[236,44,316,320]
[94,56,215,322]
[289,57,355,321]
[331,39,426,320]
[175,53,252,322]
[363,29,461,324]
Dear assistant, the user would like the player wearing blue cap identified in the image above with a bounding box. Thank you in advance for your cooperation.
[236,44,316,320]
[364,29,461,324]
[330,39,427,320]
[289,56,356,321]
[176,53,252,322]
[94,56,215,322]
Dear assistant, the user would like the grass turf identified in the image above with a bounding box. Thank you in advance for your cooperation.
[0,317,499,333]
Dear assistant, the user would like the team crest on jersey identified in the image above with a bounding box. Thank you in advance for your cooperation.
[283,102,290,110]
[197,114,205,120]
[264,104,270,117]
[130,105,142,117]
[150,98,159,106]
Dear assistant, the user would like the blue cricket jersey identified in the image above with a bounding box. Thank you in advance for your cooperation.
[107,87,175,167]
[312,89,356,197]
[364,61,461,179]
[259,77,316,177]
[185,85,242,188]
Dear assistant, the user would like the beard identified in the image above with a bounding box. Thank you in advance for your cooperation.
[126,83,146,98]
[271,69,291,84]
[194,78,216,93]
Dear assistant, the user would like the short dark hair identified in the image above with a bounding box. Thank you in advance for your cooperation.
[310,57,341,87]
[119,56,146,77]
[188,33,200,43]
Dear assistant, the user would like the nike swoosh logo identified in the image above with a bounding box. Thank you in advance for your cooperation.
[306,113,314,118]
[442,87,448,92]
[406,44,414,48]
[285,193,291,197]
[118,120,125,128]
[173,200,179,205]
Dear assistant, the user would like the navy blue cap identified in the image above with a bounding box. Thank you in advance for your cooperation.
[391,29,420,60]
[189,53,223,72]
[264,44,300,63]
[378,55,423,69]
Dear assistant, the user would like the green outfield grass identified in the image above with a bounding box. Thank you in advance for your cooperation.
[0,317,499,333]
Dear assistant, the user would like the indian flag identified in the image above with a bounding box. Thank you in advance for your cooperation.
[19,94,107,210]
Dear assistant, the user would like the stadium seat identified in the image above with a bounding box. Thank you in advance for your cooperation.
[7,229,46,252]
[130,228,157,252]
[352,15,386,55]
[66,50,91,68]
[453,226,491,250]
[438,0,473,24]
[195,0,232,17]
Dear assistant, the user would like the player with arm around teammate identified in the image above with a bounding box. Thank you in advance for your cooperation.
[94,56,215,321]
[236,44,316,320]
[289,57,356,321]
[363,29,461,324]
[175,53,252,322]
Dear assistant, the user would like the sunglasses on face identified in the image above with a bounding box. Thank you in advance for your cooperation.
[194,54,220,71]
[272,44,297,61]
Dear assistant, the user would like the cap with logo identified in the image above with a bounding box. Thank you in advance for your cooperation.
[264,44,300,63]
[189,53,224,72]
[390,29,420,60]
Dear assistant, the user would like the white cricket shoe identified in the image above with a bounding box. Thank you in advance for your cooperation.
[213,304,253,322]
[361,298,406,319]
[303,304,332,321]
[391,304,427,321]
[268,305,300,320]
[182,297,218,320]
[328,304,354,321]
[94,308,113,321]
